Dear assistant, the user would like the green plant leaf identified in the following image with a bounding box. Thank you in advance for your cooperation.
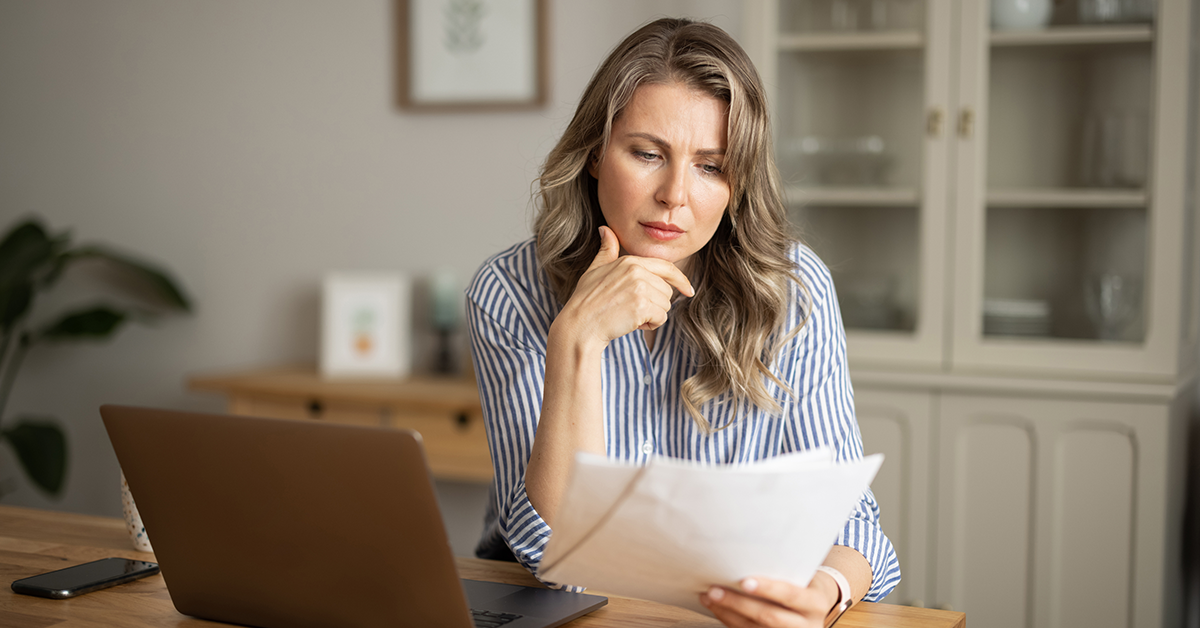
[69,246,192,312]
[39,306,128,340]
[2,418,67,495]
[0,282,33,334]
[0,220,69,331]
[0,220,54,284]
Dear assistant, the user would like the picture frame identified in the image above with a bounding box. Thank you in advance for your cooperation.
[398,0,548,111]
[321,273,411,379]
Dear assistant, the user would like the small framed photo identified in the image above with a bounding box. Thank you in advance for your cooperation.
[321,273,411,379]
[398,0,548,110]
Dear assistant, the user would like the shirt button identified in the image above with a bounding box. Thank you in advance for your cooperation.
[641,440,654,455]
[643,375,652,386]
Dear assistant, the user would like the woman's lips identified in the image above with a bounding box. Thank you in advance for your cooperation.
[641,222,684,241]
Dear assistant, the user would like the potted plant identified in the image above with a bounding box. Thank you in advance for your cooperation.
[0,217,191,497]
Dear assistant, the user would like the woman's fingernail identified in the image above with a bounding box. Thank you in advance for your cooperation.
[742,578,758,593]
[708,586,724,602]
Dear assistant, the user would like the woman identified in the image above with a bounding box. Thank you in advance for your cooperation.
[467,17,899,628]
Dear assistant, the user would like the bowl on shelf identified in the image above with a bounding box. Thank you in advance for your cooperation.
[983,298,1051,337]
[990,0,1053,30]
[781,135,891,186]
[839,274,903,331]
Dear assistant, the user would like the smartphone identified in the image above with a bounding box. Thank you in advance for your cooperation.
[11,557,160,599]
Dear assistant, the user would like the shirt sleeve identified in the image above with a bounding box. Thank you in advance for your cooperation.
[784,250,901,602]
[465,264,582,591]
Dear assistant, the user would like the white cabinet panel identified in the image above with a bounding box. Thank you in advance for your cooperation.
[935,394,1172,628]
[1051,427,1135,628]
[937,409,1034,628]
[855,388,931,607]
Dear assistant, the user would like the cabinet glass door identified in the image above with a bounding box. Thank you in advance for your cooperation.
[771,0,951,369]
[985,31,1152,344]
[951,0,1195,377]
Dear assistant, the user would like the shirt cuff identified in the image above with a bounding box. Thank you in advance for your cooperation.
[498,479,586,592]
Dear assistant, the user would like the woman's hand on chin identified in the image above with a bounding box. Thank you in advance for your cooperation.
[552,226,694,349]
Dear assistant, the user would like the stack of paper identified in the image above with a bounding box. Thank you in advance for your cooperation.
[540,449,883,615]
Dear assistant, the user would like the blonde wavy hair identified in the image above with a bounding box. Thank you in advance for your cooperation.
[534,18,804,431]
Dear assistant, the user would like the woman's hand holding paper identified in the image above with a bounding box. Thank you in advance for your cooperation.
[701,575,839,628]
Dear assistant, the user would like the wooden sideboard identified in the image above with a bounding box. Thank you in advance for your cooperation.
[189,365,491,482]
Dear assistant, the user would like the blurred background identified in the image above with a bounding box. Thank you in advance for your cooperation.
[1,1,1198,627]
[0,0,739,520]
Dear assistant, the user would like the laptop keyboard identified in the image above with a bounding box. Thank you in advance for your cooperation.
[471,609,522,627]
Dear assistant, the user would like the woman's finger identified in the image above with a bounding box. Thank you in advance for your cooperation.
[628,255,695,298]
[701,586,809,628]
[586,226,621,272]
[701,589,759,628]
[600,226,695,297]
[738,577,828,615]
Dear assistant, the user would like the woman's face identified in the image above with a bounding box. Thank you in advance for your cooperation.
[590,82,731,273]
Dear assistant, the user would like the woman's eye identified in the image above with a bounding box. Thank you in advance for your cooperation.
[634,150,659,161]
[701,163,724,175]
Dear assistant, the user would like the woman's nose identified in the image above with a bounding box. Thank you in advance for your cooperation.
[655,164,688,209]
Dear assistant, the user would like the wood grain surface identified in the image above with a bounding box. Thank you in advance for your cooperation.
[0,505,964,628]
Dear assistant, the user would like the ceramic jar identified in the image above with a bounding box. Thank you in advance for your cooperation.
[121,470,153,552]
[991,0,1053,30]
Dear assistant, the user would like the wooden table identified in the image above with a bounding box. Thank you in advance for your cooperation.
[189,365,492,482]
[0,505,964,627]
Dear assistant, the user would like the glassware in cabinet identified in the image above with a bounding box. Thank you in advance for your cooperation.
[766,0,951,368]
[987,37,1154,191]
[779,0,926,34]
[789,204,921,333]
[776,48,926,191]
[982,205,1147,343]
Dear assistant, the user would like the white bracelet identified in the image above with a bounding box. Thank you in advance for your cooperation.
[814,565,852,627]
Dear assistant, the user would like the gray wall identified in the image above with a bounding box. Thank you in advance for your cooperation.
[0,0,742,523]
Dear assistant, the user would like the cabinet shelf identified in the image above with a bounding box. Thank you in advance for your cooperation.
[785,186,920,206]
[986,188,1148,207]
[989,24,1153,47]
[778,30,924,52]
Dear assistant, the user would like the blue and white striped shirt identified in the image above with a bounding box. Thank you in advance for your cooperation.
[466,238,901,602]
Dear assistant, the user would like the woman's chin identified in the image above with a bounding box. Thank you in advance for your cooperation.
[625,245,694,270]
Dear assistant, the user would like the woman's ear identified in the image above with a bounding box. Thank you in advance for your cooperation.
[587,150,600,178]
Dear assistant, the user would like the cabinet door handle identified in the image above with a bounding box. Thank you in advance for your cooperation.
[958,108,974,139]
[927,107,943,137]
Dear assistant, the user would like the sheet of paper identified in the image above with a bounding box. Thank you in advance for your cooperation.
[540,450,883,616]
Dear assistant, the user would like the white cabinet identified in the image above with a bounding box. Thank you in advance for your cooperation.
[936,392,1188,628]
[949,1,1197,379]
[855,388,932,608]
[745,0,1198,376]
[746,3,1198,624]
[857,383,1190,628]
[749,0,955,369]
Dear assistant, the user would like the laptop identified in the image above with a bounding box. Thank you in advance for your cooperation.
[100,404,607,628]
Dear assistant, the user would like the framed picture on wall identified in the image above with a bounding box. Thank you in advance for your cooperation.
[398,0,548,110]
[321,273,411,379]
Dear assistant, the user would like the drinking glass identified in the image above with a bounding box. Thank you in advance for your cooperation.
[831,0,860,30]
[1079,110,1148,188]
[1084,273,1141,340]
[1078,0,1156,23]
